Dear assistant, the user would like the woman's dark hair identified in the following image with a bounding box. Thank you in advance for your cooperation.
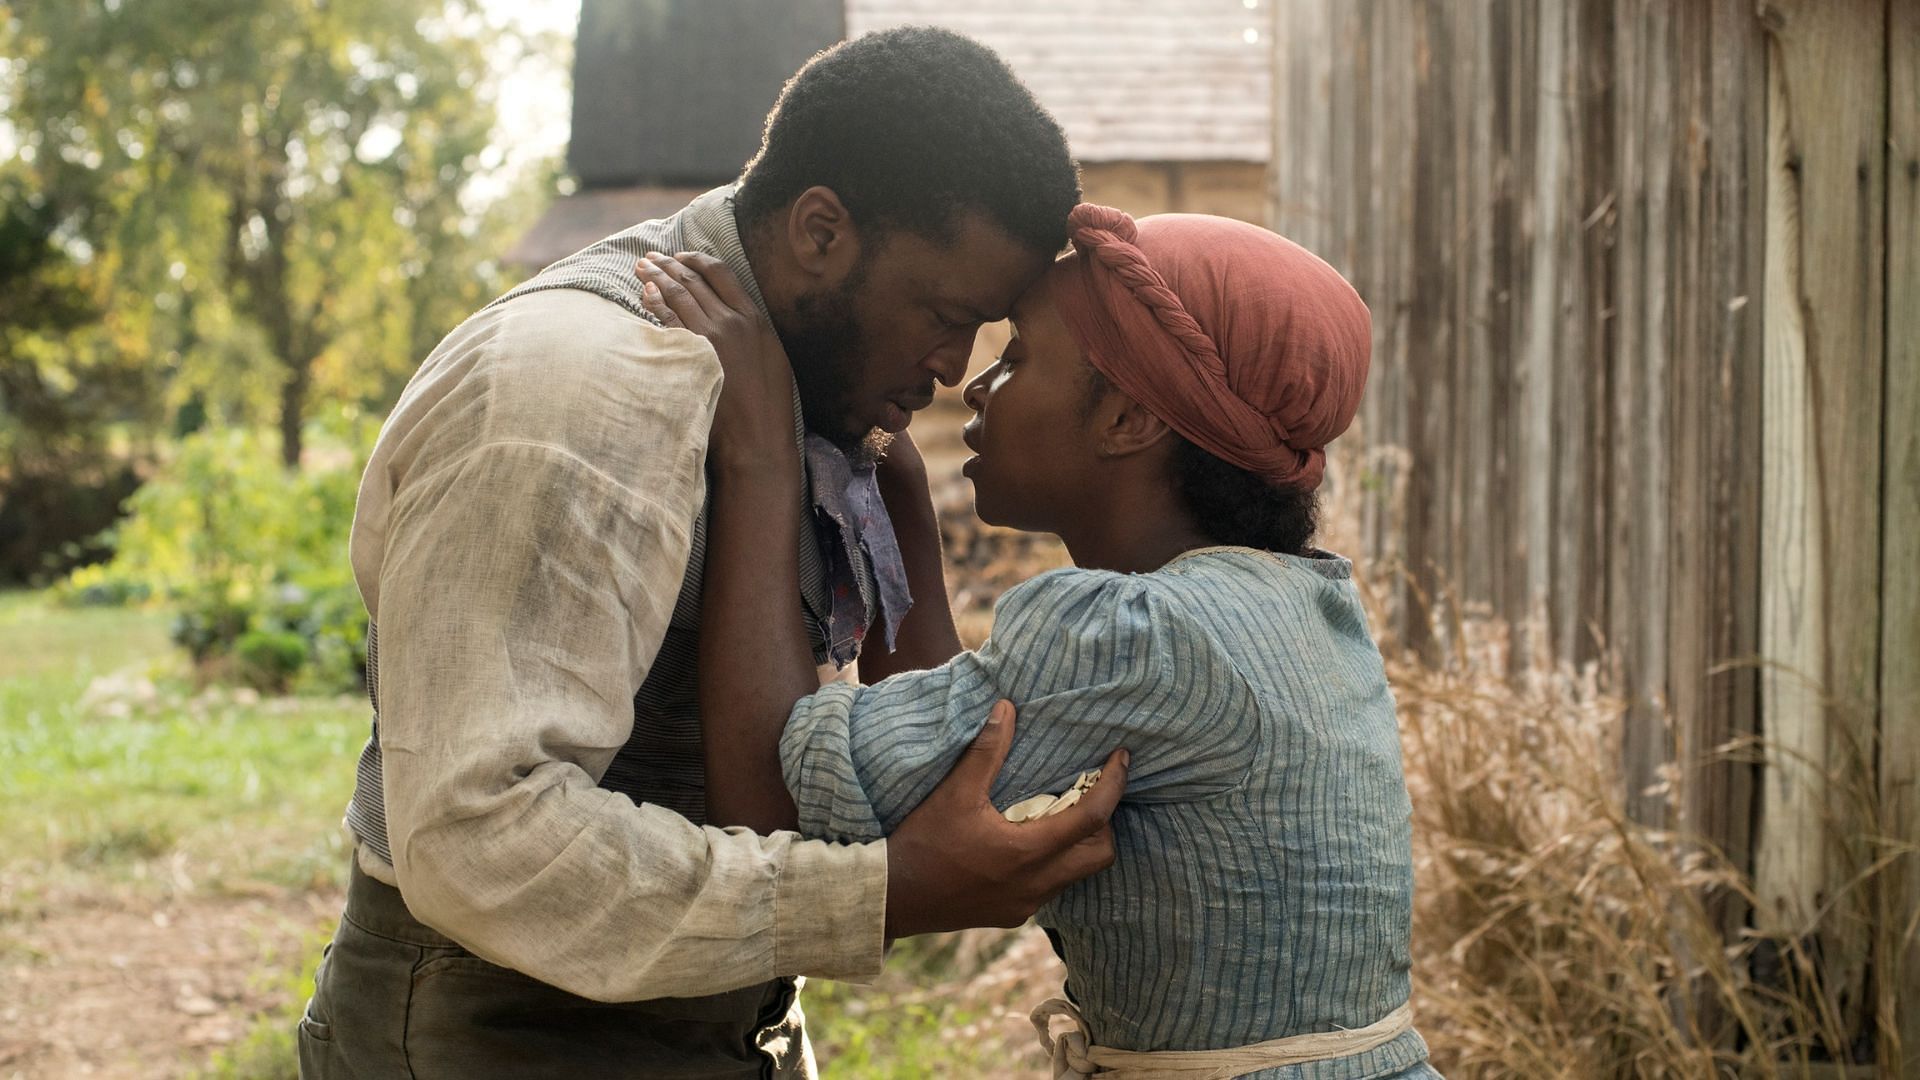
[734,26,1080,254]
[1080,364,1318,555]
[1170,437,1319,557]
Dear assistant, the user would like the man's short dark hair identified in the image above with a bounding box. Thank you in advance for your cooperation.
[735,26,1080,254]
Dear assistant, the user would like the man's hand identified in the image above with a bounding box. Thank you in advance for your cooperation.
[884,700,1128,938]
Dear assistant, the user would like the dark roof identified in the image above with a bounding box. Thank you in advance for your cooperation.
[569,0,845,187]
[847,0,1272,162]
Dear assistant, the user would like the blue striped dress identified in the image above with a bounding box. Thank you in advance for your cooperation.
[780,547,1440,1079]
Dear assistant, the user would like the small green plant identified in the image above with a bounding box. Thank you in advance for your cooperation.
[235,629,308,693]
[55,418,372,693]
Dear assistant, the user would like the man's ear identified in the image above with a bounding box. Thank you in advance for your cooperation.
[1097,393,1177,461]
[784,186,863,283]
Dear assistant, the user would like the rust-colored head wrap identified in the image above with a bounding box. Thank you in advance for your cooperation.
[1048,204,1371,491]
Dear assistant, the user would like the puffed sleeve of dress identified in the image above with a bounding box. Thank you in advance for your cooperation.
[781,566,1263,843]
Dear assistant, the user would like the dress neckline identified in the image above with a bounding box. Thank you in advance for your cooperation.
[1160,545,1352,581]
[1164,544,1276,567]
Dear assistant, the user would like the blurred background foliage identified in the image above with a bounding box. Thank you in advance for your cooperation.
[1,0,557,682]
[56,420,371,693]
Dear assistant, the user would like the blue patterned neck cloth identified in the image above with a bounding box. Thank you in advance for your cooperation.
[805,433,913,667]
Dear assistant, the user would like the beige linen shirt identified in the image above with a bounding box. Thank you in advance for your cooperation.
[345,285,888,1003]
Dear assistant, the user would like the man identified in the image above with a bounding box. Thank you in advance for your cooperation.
[297,26,1125,1080]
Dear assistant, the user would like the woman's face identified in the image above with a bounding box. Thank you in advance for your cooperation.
[959,272,1106,532]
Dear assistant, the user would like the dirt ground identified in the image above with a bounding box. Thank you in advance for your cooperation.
[0,885,340,1079]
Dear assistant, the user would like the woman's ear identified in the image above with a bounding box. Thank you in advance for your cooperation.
[785,186,862,283]
[1096,393,1177,461]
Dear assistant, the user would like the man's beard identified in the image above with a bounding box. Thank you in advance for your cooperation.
[784,264,893,466]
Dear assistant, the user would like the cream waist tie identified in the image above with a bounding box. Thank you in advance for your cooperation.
[1030,997,1415,1080]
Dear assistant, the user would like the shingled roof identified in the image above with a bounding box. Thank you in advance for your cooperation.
[846,0,1272,163]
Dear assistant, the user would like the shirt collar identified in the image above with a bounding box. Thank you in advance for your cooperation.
[677,186,773,324]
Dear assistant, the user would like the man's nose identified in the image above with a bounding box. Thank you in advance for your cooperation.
[926,339,974,388]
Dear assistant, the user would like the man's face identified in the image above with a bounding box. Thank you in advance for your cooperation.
[779,211,1050,452]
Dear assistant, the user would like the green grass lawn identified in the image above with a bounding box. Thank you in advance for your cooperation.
[0,591,366,905]
[0,589,1047,1078]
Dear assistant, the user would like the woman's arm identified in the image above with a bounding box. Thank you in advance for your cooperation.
[638,252,812,833]
[698,460,813,832]
[857,431,965,684]
[785,568,1260,844]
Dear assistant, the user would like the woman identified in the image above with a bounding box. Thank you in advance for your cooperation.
[637,205,1437,1079]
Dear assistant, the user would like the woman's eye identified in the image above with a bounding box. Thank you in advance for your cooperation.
[985,357,1016,392]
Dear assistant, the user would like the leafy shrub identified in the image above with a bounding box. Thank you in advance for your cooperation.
[57,419,372,693]
[235,629,309,693]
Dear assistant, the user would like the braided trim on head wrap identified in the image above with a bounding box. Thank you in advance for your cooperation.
[1065,207,1297,454]
[1068,210,1229,403]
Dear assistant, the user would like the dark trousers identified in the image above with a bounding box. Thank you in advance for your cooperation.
[297,860,811,1079]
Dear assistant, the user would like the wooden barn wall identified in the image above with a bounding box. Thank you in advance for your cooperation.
[1269,0,1912,1058]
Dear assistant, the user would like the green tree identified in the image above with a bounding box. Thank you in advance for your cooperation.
[0,165,152,581]
[3,0,529,467]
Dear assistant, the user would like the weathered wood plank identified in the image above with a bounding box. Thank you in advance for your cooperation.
[1611,0,1676,827]
[1365,3,1419,636]
[1325,0,1360,274]
[1664,0,1709,834]
[1568,0,1616,673]
[1456,0,1494,627]
[1683,0,1766,954]
[1755,0,1887,1039]
[1512,0,1562,669]
[1269,0,1330,244]
[1880,0,1920,1067]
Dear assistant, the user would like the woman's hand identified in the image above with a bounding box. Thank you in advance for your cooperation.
[636,251,796,474]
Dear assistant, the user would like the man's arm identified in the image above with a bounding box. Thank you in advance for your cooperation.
[371,294,885,1002]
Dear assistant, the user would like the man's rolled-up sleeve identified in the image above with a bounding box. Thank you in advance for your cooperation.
[369,298,886,1002]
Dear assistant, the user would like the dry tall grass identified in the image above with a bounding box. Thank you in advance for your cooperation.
[1313,443,1915,1077]
[1392,640,1909,1078]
